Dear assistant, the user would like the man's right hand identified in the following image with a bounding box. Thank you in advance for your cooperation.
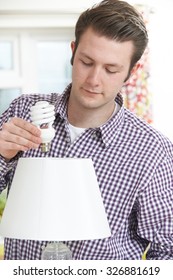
[0,117,42,160]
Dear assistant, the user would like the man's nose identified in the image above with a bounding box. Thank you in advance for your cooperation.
[87,67,101,85]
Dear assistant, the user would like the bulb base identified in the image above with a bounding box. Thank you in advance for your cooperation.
[41,143,51,152]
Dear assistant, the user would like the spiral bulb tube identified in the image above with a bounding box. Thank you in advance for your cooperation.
[30,101,55,152]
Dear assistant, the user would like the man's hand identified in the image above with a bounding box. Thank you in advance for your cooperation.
[0,117,41,160]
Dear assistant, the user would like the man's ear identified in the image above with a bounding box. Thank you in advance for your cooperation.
[124,63,140,83]
[130,62,140,76]
[70,41,76,65]
[71,41,75,52]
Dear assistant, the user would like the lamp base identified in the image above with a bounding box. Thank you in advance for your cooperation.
[41,242,72,260]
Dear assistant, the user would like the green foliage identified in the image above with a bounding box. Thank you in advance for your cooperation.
[0,190,7,218]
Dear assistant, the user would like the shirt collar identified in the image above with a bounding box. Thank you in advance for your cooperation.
[99,105,124,147]
[54,83,71,119]
[54,83,125,147]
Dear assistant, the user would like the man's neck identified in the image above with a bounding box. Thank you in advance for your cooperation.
[67,101,116,128]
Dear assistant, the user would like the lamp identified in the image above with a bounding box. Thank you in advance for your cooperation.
[0,157,111,259]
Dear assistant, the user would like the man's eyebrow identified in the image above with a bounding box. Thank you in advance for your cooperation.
[80,52,124,69]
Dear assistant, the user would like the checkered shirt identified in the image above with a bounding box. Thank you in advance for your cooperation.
[0,84,173,259]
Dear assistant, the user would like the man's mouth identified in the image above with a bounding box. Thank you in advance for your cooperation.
[82,87,101,95]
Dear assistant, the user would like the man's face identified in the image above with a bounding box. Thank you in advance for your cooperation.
[70,27,134,113]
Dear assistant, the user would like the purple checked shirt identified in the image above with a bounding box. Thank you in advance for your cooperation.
[0,84,173,259]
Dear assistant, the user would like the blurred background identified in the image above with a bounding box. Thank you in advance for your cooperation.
[0,0,173,141]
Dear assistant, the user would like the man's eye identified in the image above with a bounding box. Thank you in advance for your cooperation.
[106,68,117,74]
[81,60,92,66]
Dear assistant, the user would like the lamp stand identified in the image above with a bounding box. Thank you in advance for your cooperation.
[41,241,72,260]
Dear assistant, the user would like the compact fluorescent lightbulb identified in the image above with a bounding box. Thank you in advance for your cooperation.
[30,101,55,152]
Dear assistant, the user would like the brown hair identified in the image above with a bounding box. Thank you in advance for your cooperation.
[71,0,148,75]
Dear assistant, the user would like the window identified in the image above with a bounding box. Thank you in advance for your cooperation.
[37,40,72,93]
[0,41,13,70]
[0,29,73,116]
[0,88,21,115]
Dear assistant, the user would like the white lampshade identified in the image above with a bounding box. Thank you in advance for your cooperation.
[0,157,111,241]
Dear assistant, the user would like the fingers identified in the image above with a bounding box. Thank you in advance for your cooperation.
[8,117,41,137]
[0,117,42,159]
[0,128,41,150]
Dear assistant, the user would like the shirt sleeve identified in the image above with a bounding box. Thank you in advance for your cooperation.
[137,155,173,259]
[0,97,24,194]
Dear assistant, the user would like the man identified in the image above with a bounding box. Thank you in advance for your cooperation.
[0,0,173,259]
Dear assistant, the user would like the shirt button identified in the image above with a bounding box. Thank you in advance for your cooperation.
[66,137,71,143]
[92,132,97,139]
